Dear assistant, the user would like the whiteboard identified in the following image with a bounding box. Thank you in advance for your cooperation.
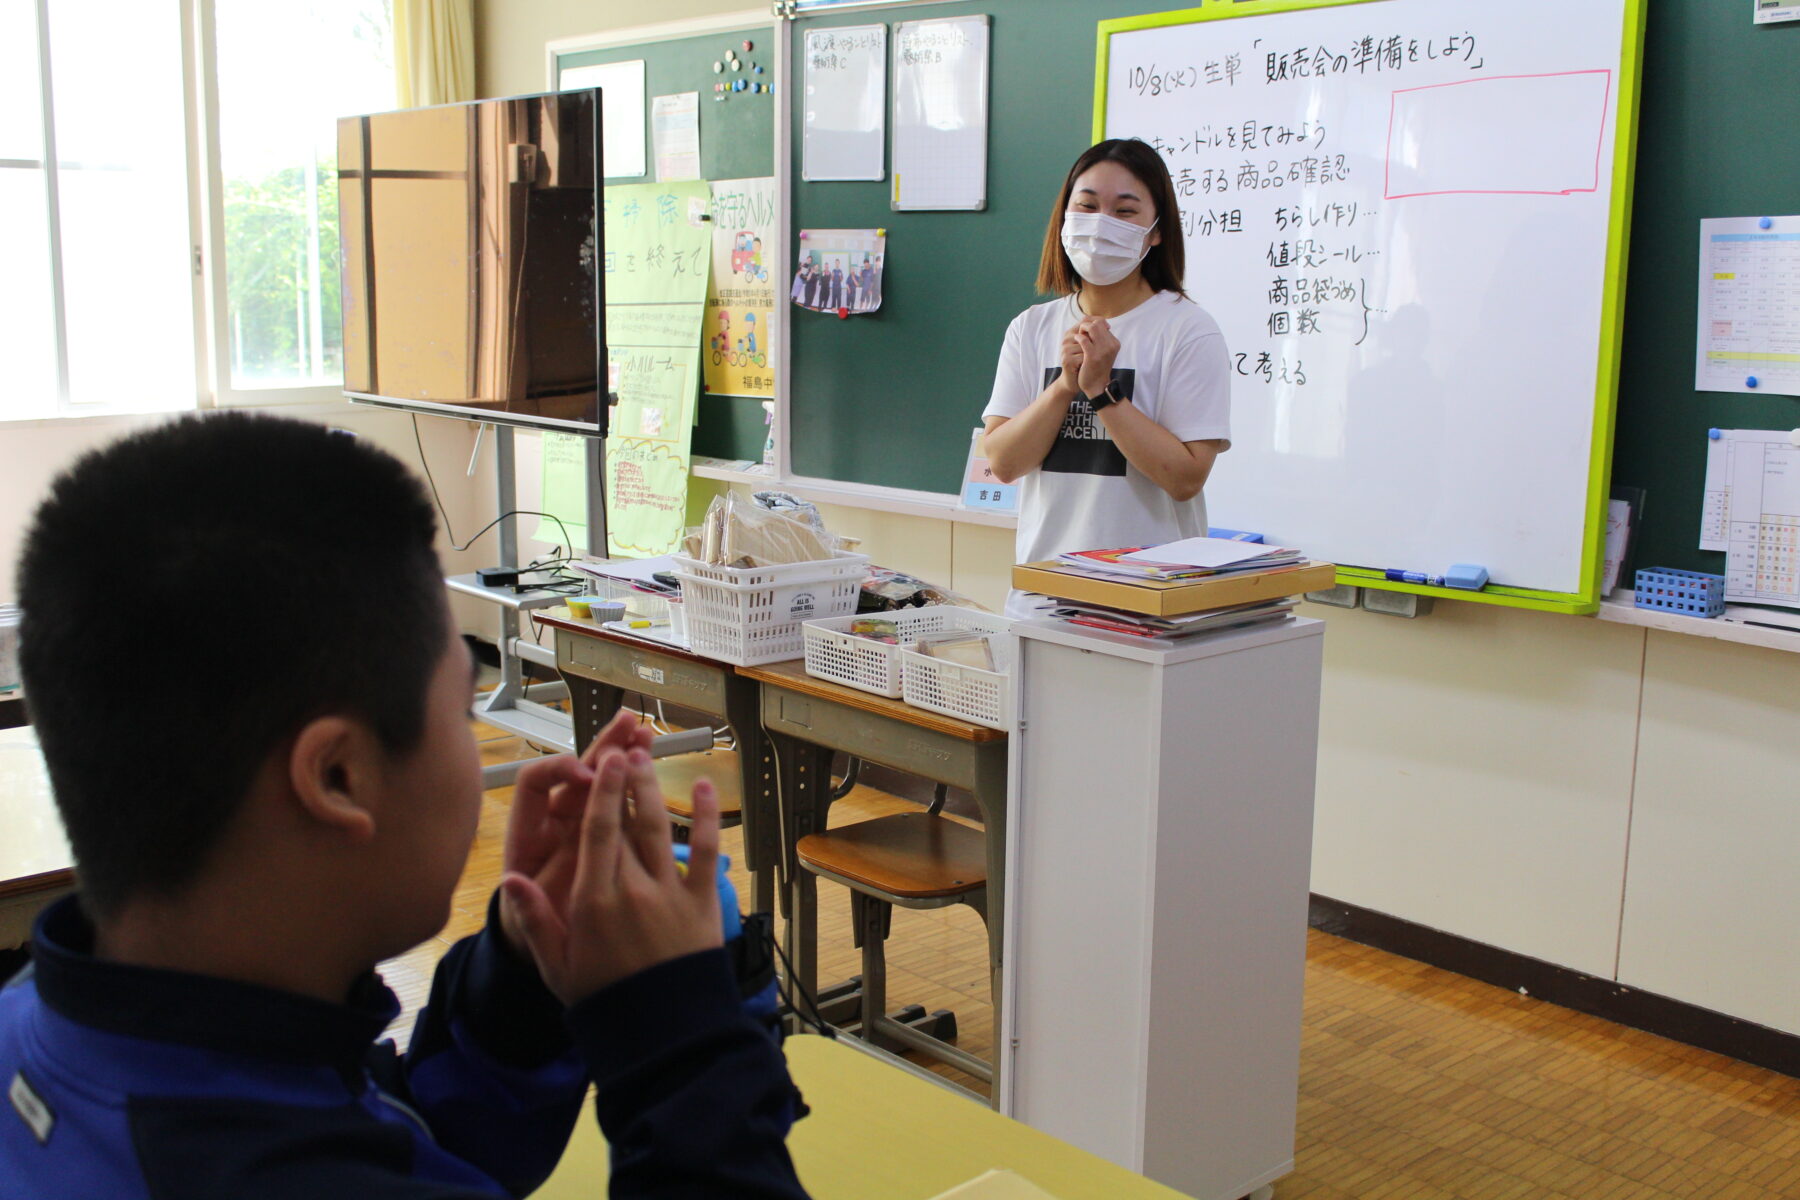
[1101,0,1638,604]
[891,14,989,211]
[559,59,646,179]
[802,24,886,181]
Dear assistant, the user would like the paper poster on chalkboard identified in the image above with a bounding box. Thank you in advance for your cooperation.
[891,14,989,210]
[602,182,713,556]
[1695,215,1800,397]
[706,177,777,398]
[803,24,886,181]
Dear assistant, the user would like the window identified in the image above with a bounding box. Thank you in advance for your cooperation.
[1,1,393,422]
[208,0,393,400]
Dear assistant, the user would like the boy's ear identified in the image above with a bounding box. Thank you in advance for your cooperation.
[287,716,380,843]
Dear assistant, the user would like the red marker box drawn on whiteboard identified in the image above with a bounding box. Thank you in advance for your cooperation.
[1384,70,1613,200]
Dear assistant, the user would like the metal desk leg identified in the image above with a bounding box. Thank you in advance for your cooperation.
[725,674,780,917]
[563,673,626,751]
[769,730,836,1005]
[971,739,1009,1065]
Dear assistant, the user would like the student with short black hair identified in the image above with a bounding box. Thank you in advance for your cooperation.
[0,412,810,1199]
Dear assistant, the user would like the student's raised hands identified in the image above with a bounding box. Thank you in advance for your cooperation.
[500,745,725,1006]
[496,709,655,958]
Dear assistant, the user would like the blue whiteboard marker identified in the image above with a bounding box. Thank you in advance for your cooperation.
[1384,568,1444,586]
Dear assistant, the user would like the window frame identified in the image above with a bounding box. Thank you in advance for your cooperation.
[3,0,378,426]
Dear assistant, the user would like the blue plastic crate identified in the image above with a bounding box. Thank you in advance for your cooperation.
[1633,567,1725,618]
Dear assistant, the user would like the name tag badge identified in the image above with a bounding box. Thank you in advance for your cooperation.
[10,1070,54,1145]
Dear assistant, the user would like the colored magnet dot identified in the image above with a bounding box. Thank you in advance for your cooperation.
[755,64,763,74]
[732,59,741,70]
[1747,376,1760,388]
[1709,427,1722,439]
[1760,216,1774,230]
[743,40,753,52]
[713,61,723,72]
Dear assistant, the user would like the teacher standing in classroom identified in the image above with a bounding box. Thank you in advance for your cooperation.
[981,138,1232,619]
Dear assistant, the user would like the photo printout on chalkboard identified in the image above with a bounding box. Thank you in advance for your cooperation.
[792,229,886,316]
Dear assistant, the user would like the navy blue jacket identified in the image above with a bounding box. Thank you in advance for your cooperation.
[1,896,810,1198]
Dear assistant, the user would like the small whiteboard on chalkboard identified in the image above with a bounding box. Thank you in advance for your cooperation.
[1100,0,1640,608]
[803,24,887,182]
[891,14,989,211]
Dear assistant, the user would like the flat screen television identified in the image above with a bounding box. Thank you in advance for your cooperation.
[336,88,606,436]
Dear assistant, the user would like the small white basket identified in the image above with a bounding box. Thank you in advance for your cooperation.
[899,627,1015,731]
[671,551,869,666]
[803,606,1012,698]
[0,604,19,693]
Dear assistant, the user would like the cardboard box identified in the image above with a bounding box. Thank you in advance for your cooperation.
[1012,560,1338,617]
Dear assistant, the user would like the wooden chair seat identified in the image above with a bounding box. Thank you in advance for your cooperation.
[796,812,985,901]
[654,749,743,825]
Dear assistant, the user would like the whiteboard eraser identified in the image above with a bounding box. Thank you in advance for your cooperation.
[1445,564,1489,590]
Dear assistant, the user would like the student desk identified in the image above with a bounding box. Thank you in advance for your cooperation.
[0,727,72,949]
[539,611,781,914]
[734,660,1008,1067]
[536,1033,1190,1200]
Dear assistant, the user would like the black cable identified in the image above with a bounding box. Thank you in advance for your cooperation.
[410,415,577,555]
[769,927,835,1038]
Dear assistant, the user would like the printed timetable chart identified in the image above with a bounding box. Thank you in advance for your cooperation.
[1724,433,1800,608]
[1695,216,1800,396]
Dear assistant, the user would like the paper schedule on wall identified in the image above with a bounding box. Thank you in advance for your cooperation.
[1695,216,1800,397]
[803,25,886,181]
[891,14,989,211]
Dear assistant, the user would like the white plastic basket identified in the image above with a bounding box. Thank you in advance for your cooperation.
[671,552,869,665]
[803,606,1012,698]
[899,628,1015,731]
[0,604,19,693]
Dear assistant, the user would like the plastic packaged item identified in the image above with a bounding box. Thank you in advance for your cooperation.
[685,492,846,568]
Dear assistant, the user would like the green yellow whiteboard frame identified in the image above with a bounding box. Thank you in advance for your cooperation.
[1093,0,1648,616]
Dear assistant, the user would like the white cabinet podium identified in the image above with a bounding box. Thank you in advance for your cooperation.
[998,616,1324,1200]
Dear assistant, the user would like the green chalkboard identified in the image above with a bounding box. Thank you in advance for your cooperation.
[557,26,775,462]
[789,0,1189,493]
[1611,6,1800,579]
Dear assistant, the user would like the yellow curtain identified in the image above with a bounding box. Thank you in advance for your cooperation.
[394,0,475,108]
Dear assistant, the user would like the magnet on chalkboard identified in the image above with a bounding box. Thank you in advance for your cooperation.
[732,59,741,71]
[713,61,723,72]
[837,306,850,319]
[755,64,764,73]
[1710,428,1722,439]
[743,40,753,52]
[1760,217,1774,230]
[1747,376,1760,388]
[1789,429,1800,448]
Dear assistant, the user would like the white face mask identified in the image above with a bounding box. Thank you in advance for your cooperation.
[1061,211,1156,286]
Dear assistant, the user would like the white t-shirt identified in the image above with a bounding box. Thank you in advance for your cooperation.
[982,290,1232,573]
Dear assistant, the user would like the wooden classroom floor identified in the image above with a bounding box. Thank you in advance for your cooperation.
[378,727,1800,1200]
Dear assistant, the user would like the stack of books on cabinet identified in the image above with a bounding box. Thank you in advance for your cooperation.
[1015,536,1336,642]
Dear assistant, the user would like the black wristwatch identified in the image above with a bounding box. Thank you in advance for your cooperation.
[1086,379,1126,409]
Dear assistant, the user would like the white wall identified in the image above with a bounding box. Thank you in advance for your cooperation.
[0,406,492,632]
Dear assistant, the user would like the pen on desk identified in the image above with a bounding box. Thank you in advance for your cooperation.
[1383,568,1445,586]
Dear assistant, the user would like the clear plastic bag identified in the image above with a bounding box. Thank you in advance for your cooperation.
[683,492,847,567]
